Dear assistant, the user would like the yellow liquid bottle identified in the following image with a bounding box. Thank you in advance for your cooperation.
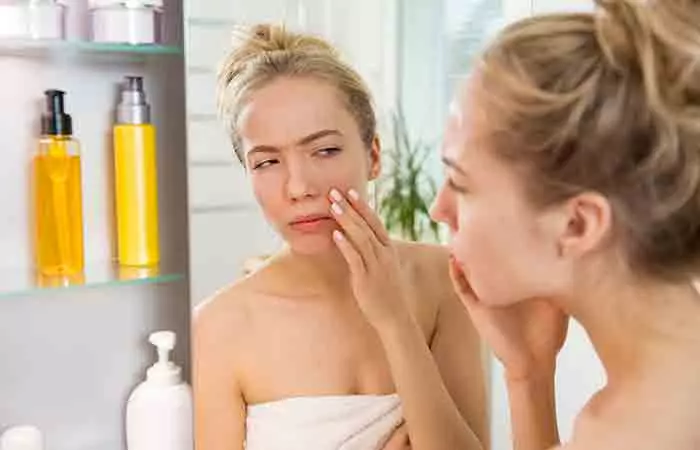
[34,90,84,277]
[114,76,160,268]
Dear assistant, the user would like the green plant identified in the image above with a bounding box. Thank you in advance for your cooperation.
[377,109,441,242]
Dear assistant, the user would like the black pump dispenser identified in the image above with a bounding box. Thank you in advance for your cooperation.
[42,90,73,136]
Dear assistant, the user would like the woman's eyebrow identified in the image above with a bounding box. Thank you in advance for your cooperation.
[248,129,343,157]
[296,129,343,146]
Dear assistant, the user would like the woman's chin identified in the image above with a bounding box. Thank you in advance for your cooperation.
[286,233,338,256]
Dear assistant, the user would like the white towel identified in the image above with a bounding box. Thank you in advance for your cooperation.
[245,394,403,450]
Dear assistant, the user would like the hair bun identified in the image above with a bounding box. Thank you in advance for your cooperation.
[232,23,337,59]
[594,0,700,126]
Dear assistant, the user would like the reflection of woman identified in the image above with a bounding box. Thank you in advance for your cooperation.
[430,0,700,449]
[193,25,488,450]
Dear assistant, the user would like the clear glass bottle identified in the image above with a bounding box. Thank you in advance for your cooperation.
[34,90,84,277]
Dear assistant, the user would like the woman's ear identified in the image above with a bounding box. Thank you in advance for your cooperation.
[557,192,613,259]
[369,135,382,181]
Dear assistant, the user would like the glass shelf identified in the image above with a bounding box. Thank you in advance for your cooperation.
[0,263,185,299]
[0,39,182,60]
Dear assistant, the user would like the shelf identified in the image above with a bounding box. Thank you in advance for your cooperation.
[0,39,183,61]
[0,263,184,299]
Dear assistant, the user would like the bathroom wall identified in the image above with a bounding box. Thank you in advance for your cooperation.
[0,1,191,449]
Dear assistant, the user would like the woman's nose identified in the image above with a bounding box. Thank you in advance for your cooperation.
[286,162,318,201]
[430,183,456,230]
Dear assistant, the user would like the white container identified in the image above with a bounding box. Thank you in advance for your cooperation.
[126,331,193,450]
[0,0,65,40]
[28,0,66,39]
[0,426,44,450]
[0,2,29,39]
[89,0,163,44]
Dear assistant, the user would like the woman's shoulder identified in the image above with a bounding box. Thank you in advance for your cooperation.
[393,240,455,327]
[193,260,283,339]
[394,239,450,265]
[393,240,452,286]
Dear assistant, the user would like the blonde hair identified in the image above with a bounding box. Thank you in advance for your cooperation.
[475,0,700,280]
[216,24,376,165]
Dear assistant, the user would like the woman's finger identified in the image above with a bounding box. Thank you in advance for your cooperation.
[330,189,381,264]
[345,188,391,246]
[333,230,367,275]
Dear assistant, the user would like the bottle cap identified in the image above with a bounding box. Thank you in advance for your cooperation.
[41,90,72,136]
[116,75,151,125]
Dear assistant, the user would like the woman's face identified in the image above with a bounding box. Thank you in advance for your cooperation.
[430,80,566,306]
[237,76,379,255]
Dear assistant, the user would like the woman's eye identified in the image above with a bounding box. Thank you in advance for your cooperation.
[252,159,278,170]
[447,178,467,194]
[315,147,342,157]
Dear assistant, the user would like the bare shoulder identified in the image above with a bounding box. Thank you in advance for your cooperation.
[393,240,451,278]
[394,240,456,300]
[193,261,281,349]
[393,240,457,332]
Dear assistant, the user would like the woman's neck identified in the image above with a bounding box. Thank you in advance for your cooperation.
[274,246,353,298]
[568,271,700,386]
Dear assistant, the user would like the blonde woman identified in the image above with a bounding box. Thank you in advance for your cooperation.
[429,0,700,449]
[193,25,491,450]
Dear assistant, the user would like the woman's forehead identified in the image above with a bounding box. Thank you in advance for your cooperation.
[237,78,356,147]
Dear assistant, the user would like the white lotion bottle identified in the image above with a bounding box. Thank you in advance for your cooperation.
[126,331,193,450]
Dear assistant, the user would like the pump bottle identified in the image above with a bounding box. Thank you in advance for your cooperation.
[114,76,160,268]
[34,89,84,277]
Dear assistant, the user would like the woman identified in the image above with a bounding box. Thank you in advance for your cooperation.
[193,25,489,450]
[431,0,700,448]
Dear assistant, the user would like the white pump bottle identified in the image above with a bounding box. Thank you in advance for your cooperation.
[126,330,193,450]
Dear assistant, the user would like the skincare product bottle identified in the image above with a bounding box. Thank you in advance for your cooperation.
[126,331,193,450]
[34,89,84,277]
[113,76,160,268]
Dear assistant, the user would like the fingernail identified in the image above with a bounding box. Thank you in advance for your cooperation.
[330,189,343,202]
[333,230,344,241]
[348,189,359,200]
[331,202,343,215]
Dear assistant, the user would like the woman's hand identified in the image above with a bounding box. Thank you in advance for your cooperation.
[448,256,569,381]
[329,188,412,331]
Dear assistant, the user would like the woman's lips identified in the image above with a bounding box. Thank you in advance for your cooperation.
[289,215,335,233]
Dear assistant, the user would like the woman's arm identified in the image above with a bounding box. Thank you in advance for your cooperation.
[378,314,484,450]
[329,189,483,450]
[430,273,490,448]
[507,371,559,450]
[193,304,246,450]
[330,187,566,450]
[448,257,566,450]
